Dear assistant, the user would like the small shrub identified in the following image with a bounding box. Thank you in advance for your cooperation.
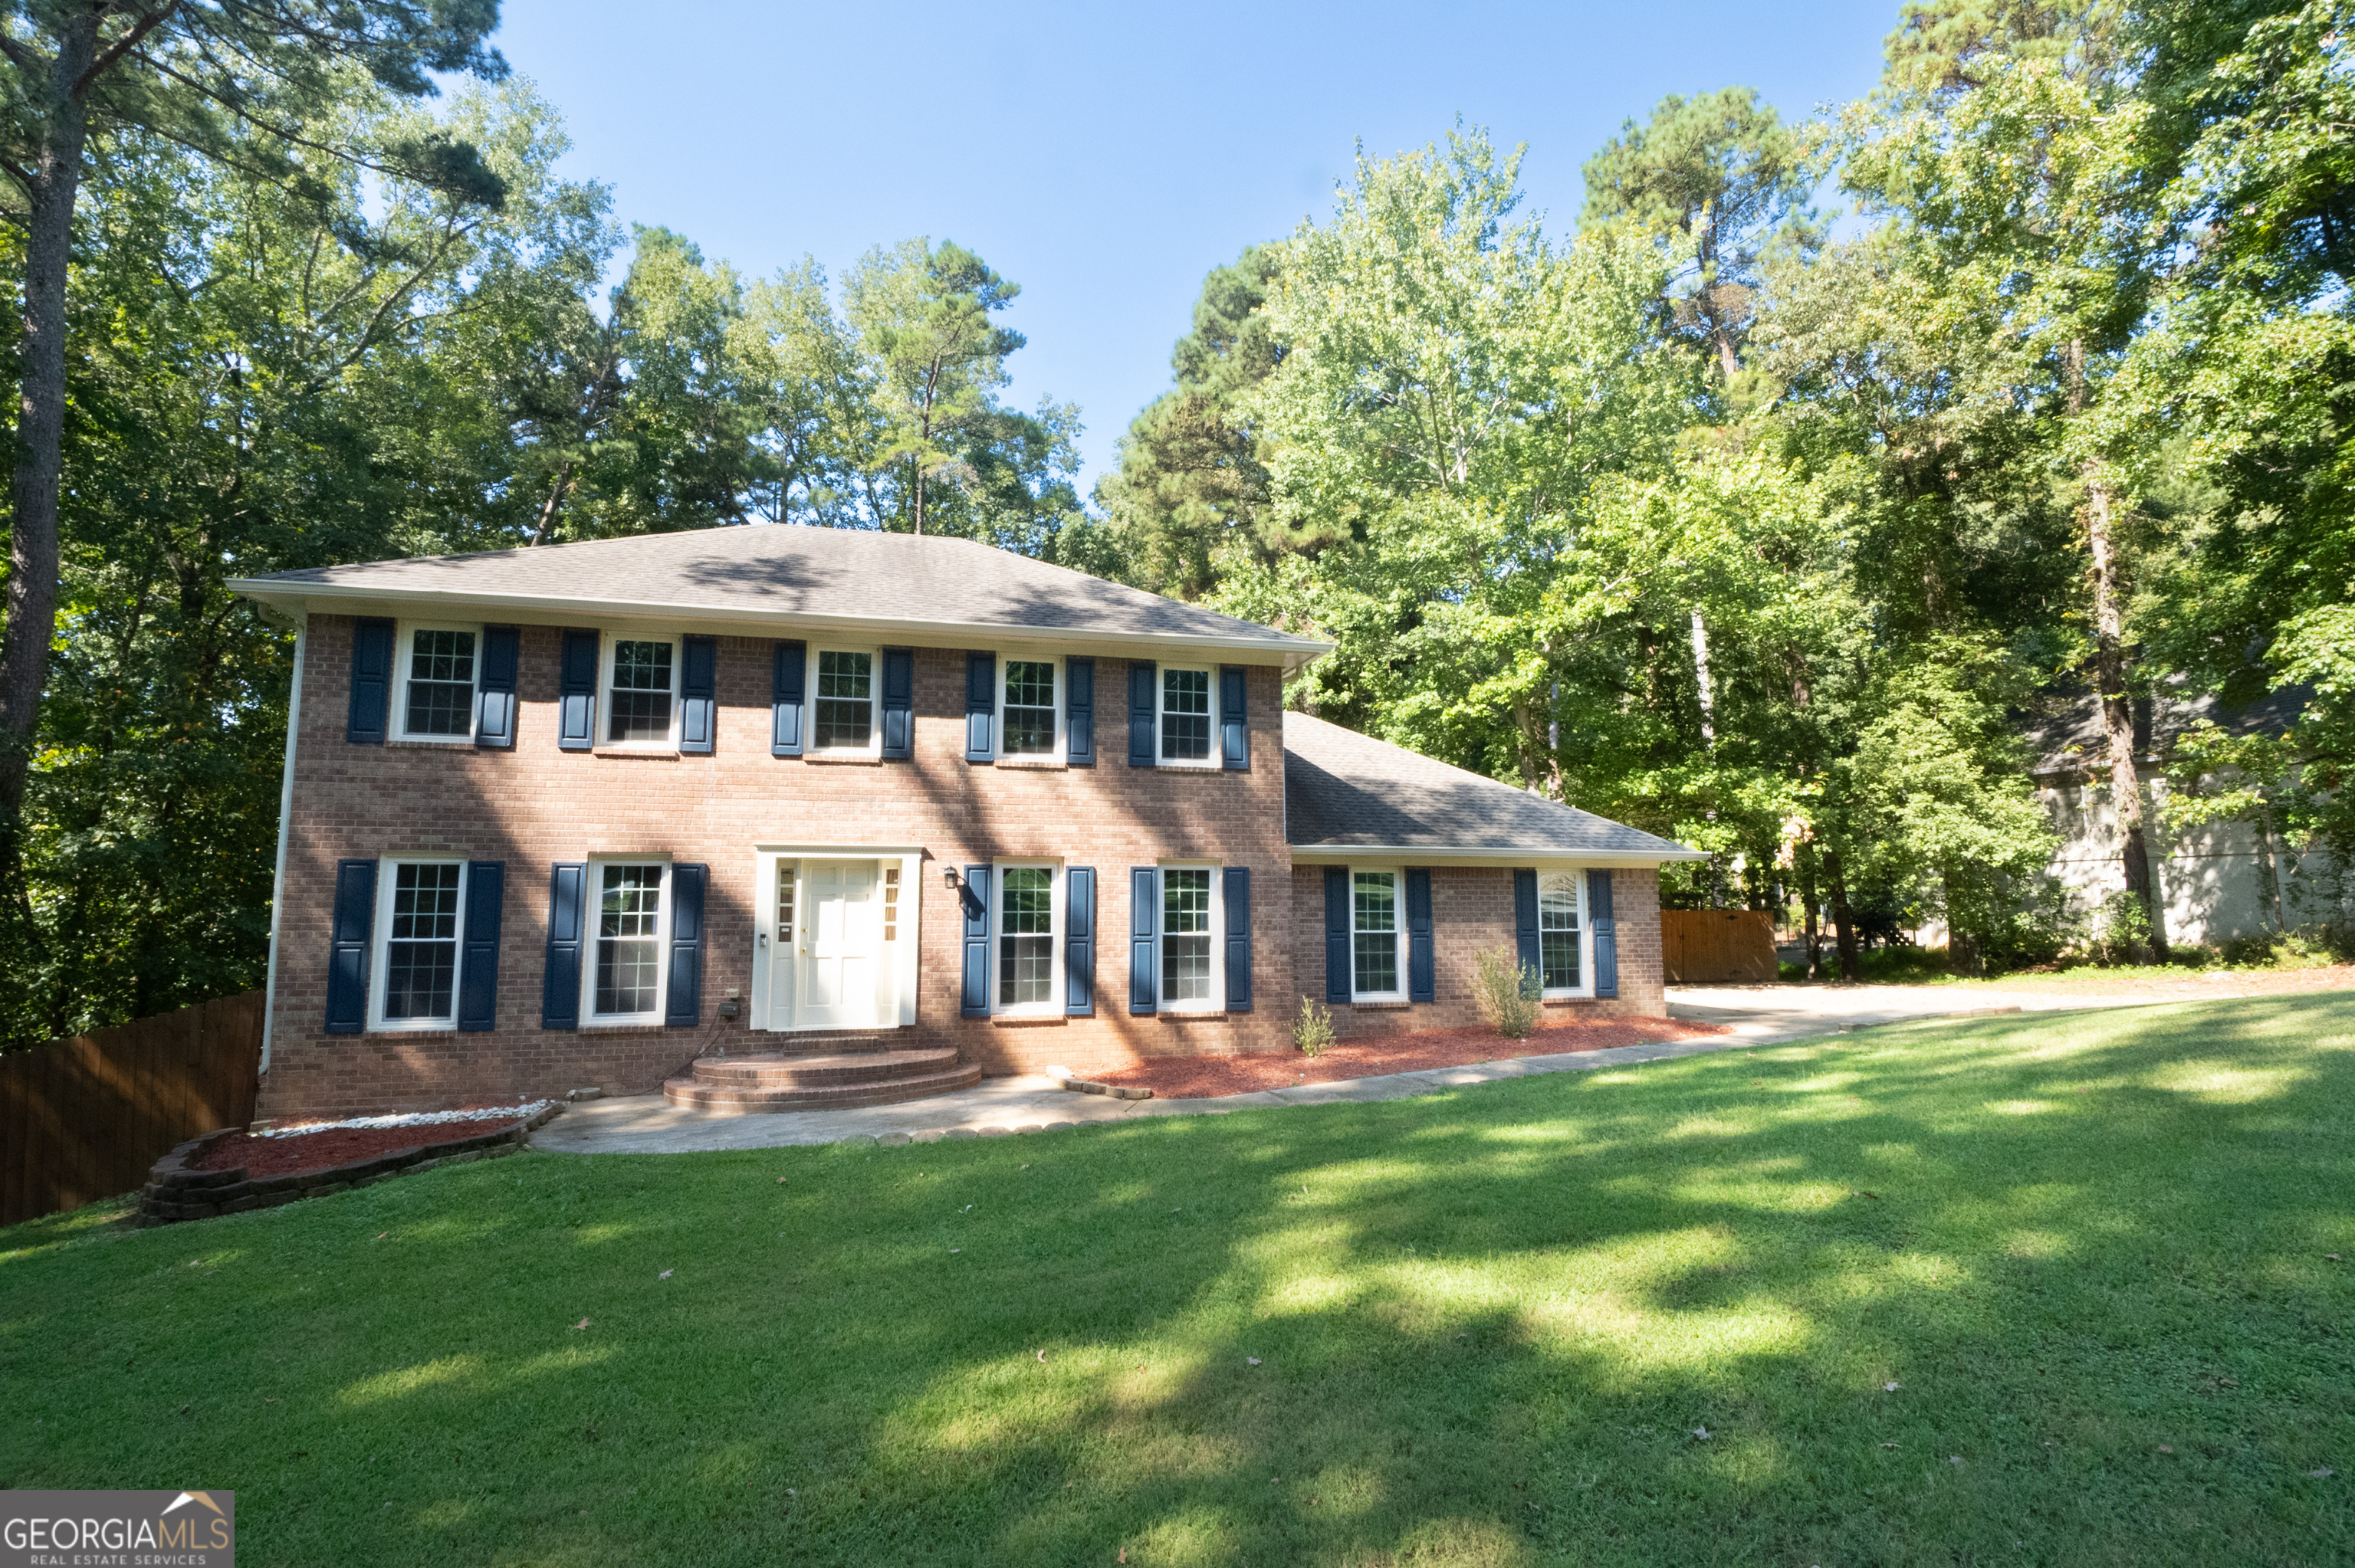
[1292,997,1335,1058]
[2088,890,2154,966]
[1778,960,1809,982]
[1472,944,1542,1040]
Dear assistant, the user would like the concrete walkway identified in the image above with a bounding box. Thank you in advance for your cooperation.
[535,984,2104,1156]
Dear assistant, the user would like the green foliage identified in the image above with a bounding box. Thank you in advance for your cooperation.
[1291,996,1335,1058]
[1470,944,1541,1038]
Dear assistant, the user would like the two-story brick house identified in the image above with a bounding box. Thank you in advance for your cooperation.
[231,526,1700,1117]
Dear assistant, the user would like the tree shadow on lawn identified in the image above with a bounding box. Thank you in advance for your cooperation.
[3,997,2351,1566]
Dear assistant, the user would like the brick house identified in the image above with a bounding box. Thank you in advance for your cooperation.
[231,527,1700,1117]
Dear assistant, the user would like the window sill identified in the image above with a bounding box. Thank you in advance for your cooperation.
[1541,996,1595,1007]
[386,736,476,750]
[1151,759,1222,772]
[993,756,1068,770]
[1158,1009,1230,1022]
[1348,999,1412,1012]
[592,746,680,760]
[990,1014,1068,1028]
[803,752,885,766]
[366,1024,459,1036]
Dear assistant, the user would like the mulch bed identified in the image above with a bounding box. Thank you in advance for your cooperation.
[195,1119,523,1179]
[1089,1013,1729,1099]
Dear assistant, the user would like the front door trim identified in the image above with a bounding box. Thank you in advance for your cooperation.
[750,845,925,1032]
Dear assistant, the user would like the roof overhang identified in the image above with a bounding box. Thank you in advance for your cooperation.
[226,579,1335,670]
[1287,843,1709,866]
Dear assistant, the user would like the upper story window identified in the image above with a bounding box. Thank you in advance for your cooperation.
[606,638,677,746]
[1161,667,1213,764]
[995,863,1058,1012]
[1539,872,1584,993]
[1352,870,1404,1000]
[373,859,465,1028]
[1003,659,1059,756]
[813,648,875,753]
[590,861,667,1022]
[399,625,478,740]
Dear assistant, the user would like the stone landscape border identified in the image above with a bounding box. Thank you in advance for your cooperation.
[136,1102,566,1225]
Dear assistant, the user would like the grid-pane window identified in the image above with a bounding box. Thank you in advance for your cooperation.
[1539,874,1582,991]
[997,866,1053,1007]
[404,629,475,737]
[882,866,901,942]
[1004,661,1056,755]
[777,864,796,945]
[384,862,462,1021]
[607,641,674,743]
[1162,868,1214,1002]
[1161,668,1211,761]
[1353,871,1400,996]
[815,651,873,750]
[594,864,664,1016]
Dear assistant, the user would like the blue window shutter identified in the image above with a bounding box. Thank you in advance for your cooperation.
[1323,866,1351,1003]
[965,651,996,762]
[666,863,708,1025]
[1127,661,1157,767]
[881,648,915,759]
[1223,866,1253,1012]
[325,858,376,1034]
[1065,657,1095,766]
[1588,868,1619,999]
[458,861,505,1032]
[1128,868,1159,1013]
[475,626,520,750]
[1220,665,1249,770]
[771,640,806,756]
[541,862,586,1029]
[347,618,393,744]
[961,865,991,1016]
[679,635,718,755]
[1065,867,1096,1015]
[1406,868,1435,1003]
[1514,870,1540,981]
[558,629,599,751]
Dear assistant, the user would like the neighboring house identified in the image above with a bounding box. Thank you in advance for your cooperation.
[2027,687,2344,946]
[231,527,1701,1118]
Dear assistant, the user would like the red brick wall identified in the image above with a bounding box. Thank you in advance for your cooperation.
[264,615,1671,1116]
[1286,864,1667,1042]
[264,618,1295,1116]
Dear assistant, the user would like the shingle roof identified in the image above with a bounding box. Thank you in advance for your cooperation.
[228,526,1328,661]
[1283,711,1703,858]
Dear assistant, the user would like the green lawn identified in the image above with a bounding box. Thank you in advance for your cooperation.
[5,998,2351,1566]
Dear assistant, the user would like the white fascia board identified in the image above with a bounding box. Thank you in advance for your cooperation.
[225,580,1334,671]
[1287,845,1710,866]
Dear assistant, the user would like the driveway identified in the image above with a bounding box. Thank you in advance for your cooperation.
[536,982,2153,1157]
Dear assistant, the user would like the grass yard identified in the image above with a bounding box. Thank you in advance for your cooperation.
[5,997,2352,1566]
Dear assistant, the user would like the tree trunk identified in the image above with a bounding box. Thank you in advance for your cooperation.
[1943,871,1983,976]
[0,15,99,838]
[1827,850,1861,982]
[2255,805,2291,933]
[2083,461,2166,956]
[1690,609,1717,749]
[1798,845,1824,981]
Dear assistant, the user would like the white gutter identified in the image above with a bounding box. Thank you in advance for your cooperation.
[223,579,1335,671]
[258,622,304,1074]
[1287,843,1710,864]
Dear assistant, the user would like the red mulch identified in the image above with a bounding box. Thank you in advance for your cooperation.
[1089,1013,1730,1099]
[192,1117,523,1179]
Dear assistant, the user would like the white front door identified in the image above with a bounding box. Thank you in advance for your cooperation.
[799,859,879,1028]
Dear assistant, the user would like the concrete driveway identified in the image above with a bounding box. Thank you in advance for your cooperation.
[534,982,2119,1158]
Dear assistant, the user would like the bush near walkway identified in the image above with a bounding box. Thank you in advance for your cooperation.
[3,997,2350,1566]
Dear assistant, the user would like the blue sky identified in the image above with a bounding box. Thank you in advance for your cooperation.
[492,0,1896,495]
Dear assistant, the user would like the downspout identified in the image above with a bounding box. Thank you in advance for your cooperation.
[259,619,306,1074]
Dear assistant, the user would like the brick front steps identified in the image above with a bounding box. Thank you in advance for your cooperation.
[662,1048,983,1114]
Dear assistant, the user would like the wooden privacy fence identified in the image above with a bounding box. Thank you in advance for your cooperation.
[1,990,263,1225]
[1662,910,1779,984]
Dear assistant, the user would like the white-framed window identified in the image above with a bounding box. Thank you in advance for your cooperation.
[1352,869,1406,1000]
[1159,666,1215,765]
[1001,654,1062,757]
[371,858,467,1029]
[811,647,879,755]
[603,635,679,746]
[585,861,668,1024]
[1539,872,1585,995]
[1159,864,1222,1009]
[994,861,1060,1014]
[397,622,480,741]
